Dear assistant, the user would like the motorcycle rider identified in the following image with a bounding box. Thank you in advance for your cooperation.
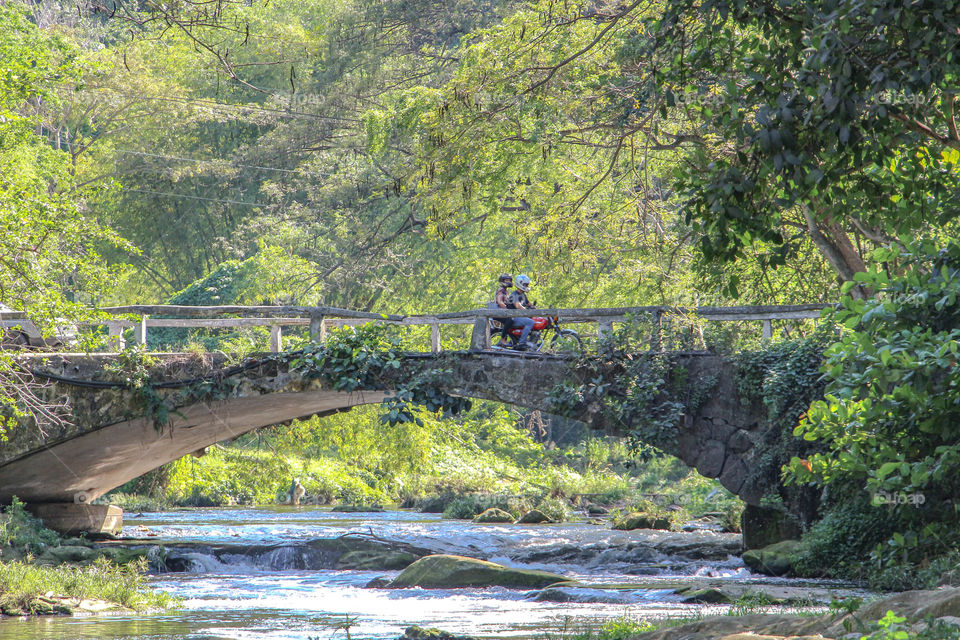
[492,274,515,341]
[508,274,536,349]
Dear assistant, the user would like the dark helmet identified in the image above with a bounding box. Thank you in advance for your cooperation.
[498,273,513,286]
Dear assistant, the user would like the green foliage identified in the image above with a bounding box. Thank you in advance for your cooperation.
[592,617,656,640]
[0,498,60,558]
[735,332,830,505]
[441,494,530,520]
[292,324,471,427]
[170,448,289,506]
[791,498,895,581]
[546,317,708,455]
[0,557,176,614]
[785,240,960,581]
[859,611,960,640]
[650,0,960,284]
[0,2,129,324]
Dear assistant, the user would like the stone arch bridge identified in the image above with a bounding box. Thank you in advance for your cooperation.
[0,349,772,527]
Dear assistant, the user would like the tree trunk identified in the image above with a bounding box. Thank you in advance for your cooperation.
[801,205,869,298]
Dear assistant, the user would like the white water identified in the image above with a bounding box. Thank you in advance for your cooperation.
[0,507,863,640]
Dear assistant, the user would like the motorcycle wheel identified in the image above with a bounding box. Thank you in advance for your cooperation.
[550,329,583,355]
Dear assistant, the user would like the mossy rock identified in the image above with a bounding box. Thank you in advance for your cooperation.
[742,539,801,577]
[399,625,478,640]
[677,587,736,604]
[36,545,99,565]
[517,509,553,524]
[473,508,514,523]
[331,504,384,512]
[612,512,670,531]
[388,554,567,589]
[98,546,151,566]
[336,549,418,571]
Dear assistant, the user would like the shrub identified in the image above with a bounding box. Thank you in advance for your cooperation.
[0,498,60,558]
[791,498,894,580]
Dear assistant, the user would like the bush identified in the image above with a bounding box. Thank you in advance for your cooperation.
[441,494,532,520]
[0,557,176,613]
[792,498,894,580]
[0,498,60,558]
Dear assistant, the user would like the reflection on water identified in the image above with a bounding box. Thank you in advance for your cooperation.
[0,507,855,640]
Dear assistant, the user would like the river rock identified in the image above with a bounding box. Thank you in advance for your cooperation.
[331,504,384,512]
[652,531,742,560]
[398,626,479,640]
[849,586,960,621]
[36,544,99,565]
[741,504,803,550]
[387,554,567,589]
[612,512,670,531]
[336,549,419,570]
[742,539,801,577]
[517,509,552,524]
[533,586,640,604]
[678,587,735,604]
[473,508,514,523]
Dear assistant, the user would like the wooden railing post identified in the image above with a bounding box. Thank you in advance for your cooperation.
[597,319,613,341]
[429,319,441,353]
[134,316,148,347]
[107,322,126,351]
[309,313,326,343]
[762,319,773,341]
[470,315,488,352]
[270,325,282,353]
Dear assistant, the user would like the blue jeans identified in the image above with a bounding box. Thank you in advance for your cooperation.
[512,317,534,344]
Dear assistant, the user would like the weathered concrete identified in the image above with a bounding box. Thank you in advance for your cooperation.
[28,503,123,537]
[1,350,771,509]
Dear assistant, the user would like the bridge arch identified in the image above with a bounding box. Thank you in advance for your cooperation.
[0,351,769,508]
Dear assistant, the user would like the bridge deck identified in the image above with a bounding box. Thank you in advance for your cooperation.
[9,303,831,354]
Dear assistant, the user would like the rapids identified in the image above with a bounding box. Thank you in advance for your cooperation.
[0,507,868,640]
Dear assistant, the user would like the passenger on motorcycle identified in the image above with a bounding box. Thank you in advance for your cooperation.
[508,274,536,350]
[493,274,515,340]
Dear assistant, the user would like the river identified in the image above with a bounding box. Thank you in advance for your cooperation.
[0,507,867,640]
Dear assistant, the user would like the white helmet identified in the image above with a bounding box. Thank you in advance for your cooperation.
[515,274,531,292]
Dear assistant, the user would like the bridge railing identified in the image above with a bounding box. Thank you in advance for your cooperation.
[75,303,831,353]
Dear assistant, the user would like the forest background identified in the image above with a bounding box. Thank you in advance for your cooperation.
[3,0,960,590]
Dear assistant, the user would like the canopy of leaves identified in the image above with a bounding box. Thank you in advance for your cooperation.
[787,240,960,571]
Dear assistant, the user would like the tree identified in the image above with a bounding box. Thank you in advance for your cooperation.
[377,0,960,297]
[364,0,840,304]
[0,1,129,437]
[786,240,960,581]
[648,0,960,288]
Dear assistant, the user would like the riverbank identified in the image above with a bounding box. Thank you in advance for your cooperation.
[400,586,960,640]
[0,500,176,618]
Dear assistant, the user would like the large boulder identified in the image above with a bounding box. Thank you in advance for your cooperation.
[612,512,671,531]
[387,554,567,589]
[398,626,478,640]
[473,508,514,523]
[741,505,802,550]
[517,509,553,524]
[742,539,801,577]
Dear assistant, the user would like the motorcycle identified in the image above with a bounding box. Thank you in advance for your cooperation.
[489,315,583,354]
